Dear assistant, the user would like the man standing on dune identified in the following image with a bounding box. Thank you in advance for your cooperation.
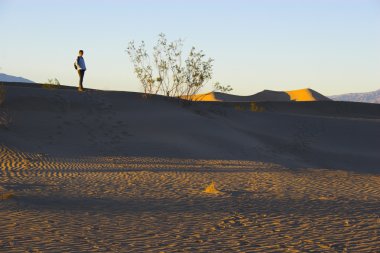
[74,50,86,92]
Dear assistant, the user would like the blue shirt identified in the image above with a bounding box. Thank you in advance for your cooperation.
[75,56,86,71]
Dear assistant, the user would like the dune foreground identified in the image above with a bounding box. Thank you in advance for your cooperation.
[1,83,380,252]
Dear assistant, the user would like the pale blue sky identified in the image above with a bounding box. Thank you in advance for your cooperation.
[0,0,379,95]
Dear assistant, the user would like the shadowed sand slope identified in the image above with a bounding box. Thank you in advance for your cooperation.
[183,88,331,102]
[0,83,380,252]
[0,83,378,172]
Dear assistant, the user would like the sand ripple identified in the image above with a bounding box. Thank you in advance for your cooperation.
[1,146,379,252]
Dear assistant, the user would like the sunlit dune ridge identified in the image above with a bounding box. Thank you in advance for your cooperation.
[286,88,317,102]
[183,92,221,102]
[183,88,331,102]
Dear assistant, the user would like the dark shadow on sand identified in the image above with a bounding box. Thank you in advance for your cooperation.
[8,194,380,217]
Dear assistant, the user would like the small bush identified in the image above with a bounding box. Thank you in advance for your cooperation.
[234,105,246,111]
[127,33,214,99]
[250,102,264,112]
[233,103,264,112]
[214,82,233,93]
[42,78,61,89]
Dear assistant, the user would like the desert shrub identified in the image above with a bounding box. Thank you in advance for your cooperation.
[233,103,264,112]
[214,82,233,93]
[250,102,264,112]
[127,33,214,99]
[234,105,246,111]
[42,78,61,89]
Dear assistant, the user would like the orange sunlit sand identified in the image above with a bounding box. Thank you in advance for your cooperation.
[286,88,317,101]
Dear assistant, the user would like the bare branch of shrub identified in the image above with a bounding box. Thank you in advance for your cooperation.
[127,33,215,99]
[213,82,233,93]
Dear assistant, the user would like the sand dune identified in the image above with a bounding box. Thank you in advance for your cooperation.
[184,88,331,102]
[0,82,379,252]
[1,83,378,170]
[285,88,330,101]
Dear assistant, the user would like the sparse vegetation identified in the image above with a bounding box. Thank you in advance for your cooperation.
[214,82,233,93]
[127,33,214,99]
[250,102,264,112]
[234,104,246,111]
[42,78,61,89]
[233,103,265,113]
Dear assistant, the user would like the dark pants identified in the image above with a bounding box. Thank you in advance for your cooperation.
[78,70,85,89]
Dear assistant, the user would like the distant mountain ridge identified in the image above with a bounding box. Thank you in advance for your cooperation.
[0,73,35,83]
[330,89,380,104]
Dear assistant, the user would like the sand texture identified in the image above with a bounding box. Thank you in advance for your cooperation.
[0,83,380,252]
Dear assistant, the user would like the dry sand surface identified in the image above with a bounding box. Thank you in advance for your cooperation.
[0,83,380,252]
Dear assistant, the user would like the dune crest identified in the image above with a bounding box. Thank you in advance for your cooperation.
[286,88,318,101]
[182,92,221,102]
[183,88,331,102]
